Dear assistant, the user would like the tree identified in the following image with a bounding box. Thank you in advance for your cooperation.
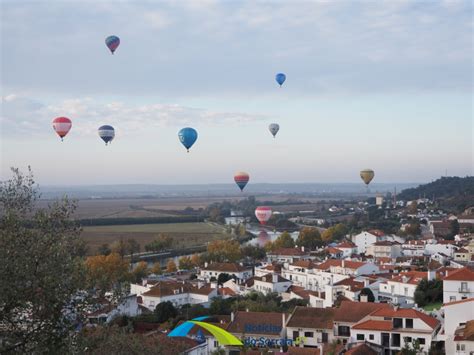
[98,243,111,256]
[241,245,266,260]
[178,256,193,270]
[358,288,375,302]
[166,259,177,273]
[127,238,140,261]
[414,279,443,307]
[131,261,149,283]
[447,219,460,240]
[111,239,128,259]
[407,201,418,215]
[397,339,421,355]
[144,234,173,252]
[0,168,86,353]
[207,240,242,262]
[85,253,130,299]
[237,224,247,237]
[150,262,162,275]
[273,231,295,249]
[190,254,202,267]
[154,301,178,323]
[403,223,421,237]
[296,227,323,250]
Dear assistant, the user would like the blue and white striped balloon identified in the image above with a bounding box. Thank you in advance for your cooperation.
[98,125,115,145]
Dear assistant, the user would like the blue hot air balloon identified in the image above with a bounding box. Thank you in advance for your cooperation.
[178,127,198,152]
[105,35,120,54]
[98,125,115,145]
[275,73,286,87]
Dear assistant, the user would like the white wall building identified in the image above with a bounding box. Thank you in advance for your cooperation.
[252,273,292,295]
[440,298,474,355]
[352,231,387,254]
[199,262,253,282]
[443,267,474,303]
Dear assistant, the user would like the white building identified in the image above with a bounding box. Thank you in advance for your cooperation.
[424,242,458,257]
[440,298,474,355]
[199,262,253,282]
[443,267,474,303]
[352,231,387,254]
[378,270,435,305]
[366,241,402,258]
[351,306,440,354]
[252,273,292,295]
[286,306,336,347]
[335,241,358,257]
[138,280,218,310]
[266,247,311,264]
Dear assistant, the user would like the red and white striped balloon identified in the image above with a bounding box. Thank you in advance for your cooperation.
[52,117,72,141]
[255,206,272,225]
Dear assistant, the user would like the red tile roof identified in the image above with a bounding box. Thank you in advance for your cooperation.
[443,298,474,307]
[202,262,249,272]
[291,260,317,268]
[269,247,308,256]
[389,271,427,285]
[287,306,336,329]
[254,273,290,283]
[337,241,356,248]
[333,277,367,292]
[352,319,393,331]
[334,301,390,323]
[345,343,378,355]
[315,259,367,271]
[370,308,439,329]
[443,267,474,281]
[368,229,385,237]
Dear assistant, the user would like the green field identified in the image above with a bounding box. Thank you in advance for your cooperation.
[81,222,228,255]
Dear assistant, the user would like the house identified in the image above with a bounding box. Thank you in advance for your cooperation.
[286,306,336,347]
[351,306,440,354]
[454,248,471,262]
[139,280,218,310]
[199,262,252,282]
[227,311,291,349]
[325,247,344,259]
[378,270,435,305]
[252,273,292,295]
[366,241,402,259]
[352,231,387,254]
[267,247,311,264]
[442,267,474,303]
[453,320,474,355]
[425,241,458,257]
[440,298,474,355]
[335,241,358,257]
[254,263,281,277]
[316,259,380,276]
[333,301,391,343]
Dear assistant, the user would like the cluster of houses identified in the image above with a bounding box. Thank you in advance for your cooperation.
[90,217,474,354]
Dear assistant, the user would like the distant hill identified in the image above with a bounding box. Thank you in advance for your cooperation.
[398,176,474,213]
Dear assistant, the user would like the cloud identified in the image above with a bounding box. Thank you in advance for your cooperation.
[1,94,267,137]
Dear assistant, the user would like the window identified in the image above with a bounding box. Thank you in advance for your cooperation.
[356,334,365,341]
[393,318,403,328]
[450,296,456,302]
[417,338,425,345]
[338,326,350,337]
[293,331,299,340]
[461,282,468,292]
[404,287,408,296]
[304,332,314,338]
[405,319,413,328]
[369,334,374,340]
[404,337,412,343]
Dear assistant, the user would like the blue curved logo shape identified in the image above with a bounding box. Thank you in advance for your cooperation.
[168,316,243,346]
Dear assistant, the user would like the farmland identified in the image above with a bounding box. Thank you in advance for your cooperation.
[81,222,229,255]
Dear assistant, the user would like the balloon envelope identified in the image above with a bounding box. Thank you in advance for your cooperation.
[360,169,375,185]
[268,123,280,138]
[98,125,115,145]
[275,73,286,86]
[178,127,198,152]
[255,206,272,225]
[234,171,249,191]
[52,117,72,140]
[105,35,120,54]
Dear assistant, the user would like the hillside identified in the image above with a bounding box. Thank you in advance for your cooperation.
[398,176,474,213]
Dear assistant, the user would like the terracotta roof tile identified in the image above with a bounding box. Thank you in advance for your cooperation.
[345,343,378,355]
[370,308,439,329]
[334,301,390,323]
[443,298,474,307]
[202,262,250,272]
[352,319,393,331]
[287,306,336,329]
[443,267,474,281]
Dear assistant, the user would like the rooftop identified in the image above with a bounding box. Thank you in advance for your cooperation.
[334,301,390,323]
[443,267,474,281]
[287,306,336,329]
[202,262,249,272]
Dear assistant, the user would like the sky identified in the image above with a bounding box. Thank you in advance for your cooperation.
[1,0,472,185]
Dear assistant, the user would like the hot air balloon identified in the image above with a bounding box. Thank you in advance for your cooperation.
[275,73,286,87]
[234,172,249,191]
[268,123,280,138]
[360,169,375,186]
[52,117,72,141]
[105,35,120,54]
[98,125,115,145]
[255,206,272,225]
[178,127,198,152]
[257,230,270,247]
